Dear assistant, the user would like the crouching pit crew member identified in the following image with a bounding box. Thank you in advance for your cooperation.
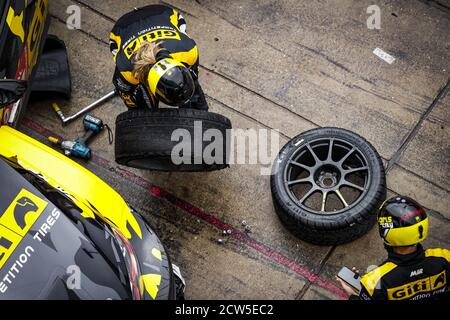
[110,4,208,110]
[337,196,449,300]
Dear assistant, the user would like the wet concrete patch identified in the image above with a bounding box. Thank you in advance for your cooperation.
[397,119,449,191]
[387,164,450,219]
[19,0,450,300]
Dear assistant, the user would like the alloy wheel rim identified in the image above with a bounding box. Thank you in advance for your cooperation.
[283,137,371,214]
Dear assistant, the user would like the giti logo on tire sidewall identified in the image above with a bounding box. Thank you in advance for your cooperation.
[0,189,48,268]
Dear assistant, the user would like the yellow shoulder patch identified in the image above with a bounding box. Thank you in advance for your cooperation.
[426,248,450,263]
[361,262,397,296]
[120,71,140,85]
[170,46,199,67]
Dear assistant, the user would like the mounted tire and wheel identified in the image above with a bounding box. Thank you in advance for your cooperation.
[271,127,386,246]
[115,108,232,172]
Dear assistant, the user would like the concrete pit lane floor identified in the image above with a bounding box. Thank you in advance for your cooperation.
[22,0,449,299]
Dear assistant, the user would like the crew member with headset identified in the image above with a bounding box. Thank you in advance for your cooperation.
[337,196,449,300]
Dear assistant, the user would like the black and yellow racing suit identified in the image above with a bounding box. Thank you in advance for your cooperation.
[351,245,449,300]
[109,4,207,109]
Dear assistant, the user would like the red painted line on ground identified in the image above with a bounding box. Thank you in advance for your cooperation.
[21,118,347,300]
[22,118,63,140]
[150,186,346,299]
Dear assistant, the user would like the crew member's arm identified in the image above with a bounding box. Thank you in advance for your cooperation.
[110,32,138,108]
[357,283,382,300]
[109,32,121,60]
[337,267,387,300]
[343,282,386,300]
[336,277,361,300]
[112,68,139,108]
[177,13,187,34]
[358,274,388,300]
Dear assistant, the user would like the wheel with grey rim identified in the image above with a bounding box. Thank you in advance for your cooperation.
[270,127,386,245]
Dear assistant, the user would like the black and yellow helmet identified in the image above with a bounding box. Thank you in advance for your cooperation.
[147,58,194,106]
[377,196,428,247]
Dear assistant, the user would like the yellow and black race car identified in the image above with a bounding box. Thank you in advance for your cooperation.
[0,88,185,299]
[0,1,184,299]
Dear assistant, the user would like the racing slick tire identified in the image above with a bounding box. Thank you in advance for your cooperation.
[271,127,386,245]
[115,108,232,171]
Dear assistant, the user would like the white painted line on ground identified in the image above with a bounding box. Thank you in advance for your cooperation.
[373,47,396,64]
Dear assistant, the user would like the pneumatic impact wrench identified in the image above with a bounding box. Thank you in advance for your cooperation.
[49,115,105,159]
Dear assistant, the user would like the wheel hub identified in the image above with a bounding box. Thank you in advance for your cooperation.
[283,136,372,215]
[315,164,340,189]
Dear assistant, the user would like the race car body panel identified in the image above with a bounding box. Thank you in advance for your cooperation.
[0,125,141,240]
[0,1,179,301]
[0,126,176,299]
[0,0,50,126]
[0,160,131,299]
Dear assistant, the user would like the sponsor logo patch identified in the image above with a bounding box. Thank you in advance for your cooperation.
[410,268,423,277]
[378,216,393,229]
[387,270,446,300]
[0,189,48,268]
[124,29,181,59]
